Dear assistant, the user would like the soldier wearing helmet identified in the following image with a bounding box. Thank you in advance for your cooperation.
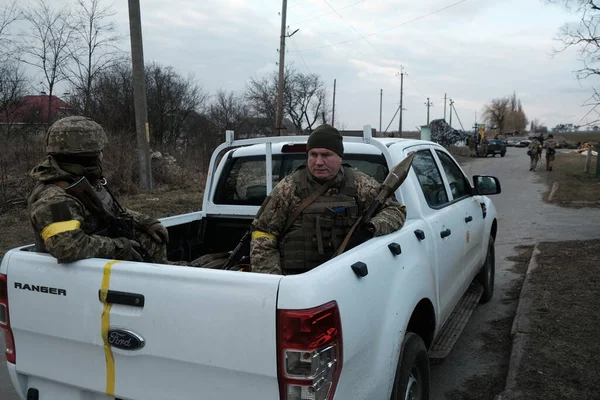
[27,116,170,264]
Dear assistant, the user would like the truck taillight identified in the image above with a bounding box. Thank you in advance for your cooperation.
[0,274,15,364]
[277,301,342,400]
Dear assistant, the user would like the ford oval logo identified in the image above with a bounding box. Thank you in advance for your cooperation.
[107,329,145,351]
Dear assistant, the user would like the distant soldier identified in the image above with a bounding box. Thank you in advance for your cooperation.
[528,137,542,171]
[544,134,558,171]
[28,116,170,264]
[481,135,489,157]
[468,135,477,157]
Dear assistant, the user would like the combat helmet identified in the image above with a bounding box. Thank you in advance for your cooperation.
[45,116,108,155]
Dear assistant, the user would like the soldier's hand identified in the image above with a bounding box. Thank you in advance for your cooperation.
[146,222,169,244]
[114,237,143,262]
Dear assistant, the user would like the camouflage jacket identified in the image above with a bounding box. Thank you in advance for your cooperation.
[27,158,159,263]
[528,140,542,155]
[544,139,557,151]
[250,167,407,275]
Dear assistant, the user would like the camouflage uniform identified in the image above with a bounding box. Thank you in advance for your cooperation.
[544,137,558,171]
[481,136,489,156]
[528,138,542,171]
[27,116,168,264]
[468,136,477,157]
[250,166,407,275]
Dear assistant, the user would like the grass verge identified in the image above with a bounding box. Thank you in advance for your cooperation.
[538,152,600,206]
[511,239,600,399]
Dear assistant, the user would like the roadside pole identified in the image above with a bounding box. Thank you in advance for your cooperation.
[128,0,153,191]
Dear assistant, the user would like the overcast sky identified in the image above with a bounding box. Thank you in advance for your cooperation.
[15,0,600,132]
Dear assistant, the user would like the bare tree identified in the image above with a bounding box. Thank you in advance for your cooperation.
[66,0,124,116]
[0,0,20,56]
[145,63,208,147]
[0,61,28,134]
[483,94,528,133]
[545,1,600,123]
[483,97,510,133]
[20,0,75,121]
[286,72,328,132]
[209,89,251,137]
[530,117,542,133]
[245,70,282,129]
[245,67,330,133]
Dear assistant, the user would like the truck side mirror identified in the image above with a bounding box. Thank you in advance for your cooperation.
[473,175,501,195]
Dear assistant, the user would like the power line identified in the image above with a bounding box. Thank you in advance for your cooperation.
[290,36,311,73]
[293,0,366,25]
[321,0,381,55]
[292,0,472,53]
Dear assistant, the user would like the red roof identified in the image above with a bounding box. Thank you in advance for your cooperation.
[0,95,70,124]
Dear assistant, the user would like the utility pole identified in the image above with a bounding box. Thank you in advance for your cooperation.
[396,69,404,137]
[275,0,288,136]
[128,0,152,191]
[332,78,336,127]
[379,89,383,133]
[444,93,447,121]
[425,97,433,125]
[449,98,454,128]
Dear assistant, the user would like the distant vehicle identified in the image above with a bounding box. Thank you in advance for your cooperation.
[485,139,507,157]
[506,140,520,147]
[515,140,530,148]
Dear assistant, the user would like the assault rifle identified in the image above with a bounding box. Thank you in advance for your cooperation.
[334,151,416,257]
[64,176,154,263]
[221,230,252,272]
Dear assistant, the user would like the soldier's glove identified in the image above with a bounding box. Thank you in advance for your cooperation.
[146,222,169,244]
[346,221,376,251]
[113,237,143,262]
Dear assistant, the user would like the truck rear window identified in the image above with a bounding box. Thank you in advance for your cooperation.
[214,153,389,206]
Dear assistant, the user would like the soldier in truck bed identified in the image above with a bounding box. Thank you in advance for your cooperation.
[27,116,170,264]
[250,124,407,275]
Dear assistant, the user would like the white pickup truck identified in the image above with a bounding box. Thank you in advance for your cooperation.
[0,127,500,400]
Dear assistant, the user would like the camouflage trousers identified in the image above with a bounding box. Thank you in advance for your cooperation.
[137,231,168,264]
[529,154,540,171]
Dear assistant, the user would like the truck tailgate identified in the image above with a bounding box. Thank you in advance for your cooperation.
[5,251,282,400]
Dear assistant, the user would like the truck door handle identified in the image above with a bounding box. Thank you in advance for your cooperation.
[465,216,473,223]
[99,290,145,308]
[440,229,451,238]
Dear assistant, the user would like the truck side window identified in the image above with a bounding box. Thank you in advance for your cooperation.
[412,150,449,208]
[435,150,472,200]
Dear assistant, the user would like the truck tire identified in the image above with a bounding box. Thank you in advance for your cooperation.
[477,236,495,303]
[390,333,430,400]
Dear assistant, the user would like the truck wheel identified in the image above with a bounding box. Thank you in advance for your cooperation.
[390,333,430,400]
[477,236,495,303]
[501,152,506,157]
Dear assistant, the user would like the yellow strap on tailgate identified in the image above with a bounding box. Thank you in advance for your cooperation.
[100,260,121,397]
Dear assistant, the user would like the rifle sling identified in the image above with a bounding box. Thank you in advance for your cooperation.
[281,179,337,236]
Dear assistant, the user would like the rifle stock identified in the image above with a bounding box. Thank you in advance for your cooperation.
[334,152,416,256]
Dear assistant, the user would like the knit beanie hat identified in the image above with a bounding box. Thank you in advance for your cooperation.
[306,124,344,157]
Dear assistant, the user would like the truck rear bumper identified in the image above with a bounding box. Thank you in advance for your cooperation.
[7,365,114,400]
[7,363,24,400]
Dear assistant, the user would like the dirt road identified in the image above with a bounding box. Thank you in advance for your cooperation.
[430,147,600,399]
[1,147,599,399]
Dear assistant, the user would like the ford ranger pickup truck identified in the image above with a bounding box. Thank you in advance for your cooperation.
[0,126,500,400]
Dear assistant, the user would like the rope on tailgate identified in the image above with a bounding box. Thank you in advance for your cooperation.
[100,260,121,397]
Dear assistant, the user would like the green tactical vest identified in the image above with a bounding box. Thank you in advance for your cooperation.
[279,166,360,275]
